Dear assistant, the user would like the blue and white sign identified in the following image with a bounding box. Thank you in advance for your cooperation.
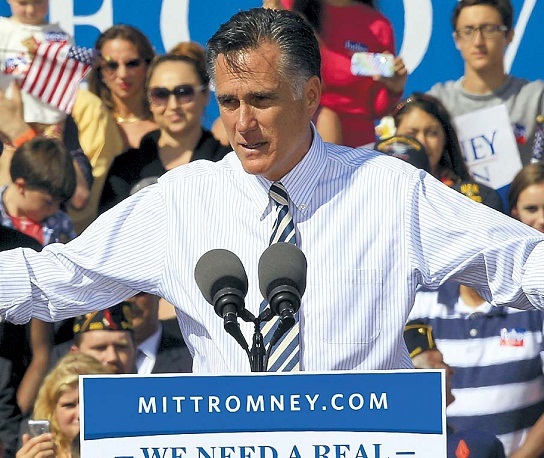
[0,1,542,126]
[80,371,447,457]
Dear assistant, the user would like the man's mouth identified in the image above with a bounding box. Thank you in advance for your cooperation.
[240,141,266,149]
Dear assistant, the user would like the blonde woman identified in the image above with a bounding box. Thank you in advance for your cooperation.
[16,353,112,458]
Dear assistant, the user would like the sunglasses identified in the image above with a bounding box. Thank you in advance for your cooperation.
[100,58,145,74]
[148,84,207,106]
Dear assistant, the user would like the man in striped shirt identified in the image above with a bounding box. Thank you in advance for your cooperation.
[0,8,544,374]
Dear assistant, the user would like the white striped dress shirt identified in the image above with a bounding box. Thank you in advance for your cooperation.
[2,132,544,373]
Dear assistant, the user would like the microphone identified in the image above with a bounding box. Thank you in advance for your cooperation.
[194,249,249,352]
[258,242,307,340]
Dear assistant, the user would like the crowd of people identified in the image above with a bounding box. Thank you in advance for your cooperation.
[0,0,543,457]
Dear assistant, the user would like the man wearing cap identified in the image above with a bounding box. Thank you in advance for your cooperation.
[404,321,506,458]
[70,303,136,374]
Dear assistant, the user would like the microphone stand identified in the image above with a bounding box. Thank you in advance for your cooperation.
[222,308,295,372]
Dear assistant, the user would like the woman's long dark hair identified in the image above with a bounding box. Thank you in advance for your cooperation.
[392,92,472,182]
[293,0,376,33]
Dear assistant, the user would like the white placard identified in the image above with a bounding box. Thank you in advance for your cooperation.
[454,104,523,189]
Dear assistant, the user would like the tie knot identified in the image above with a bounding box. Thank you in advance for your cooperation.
[270,182,289,206]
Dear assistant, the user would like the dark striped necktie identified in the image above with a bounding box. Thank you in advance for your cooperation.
[260,181,300,371]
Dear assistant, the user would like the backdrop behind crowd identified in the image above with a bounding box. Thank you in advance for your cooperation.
[0,0,541,129]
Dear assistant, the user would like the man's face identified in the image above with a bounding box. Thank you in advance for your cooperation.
[453,5,513,74]
[215,42,321,181]
[73,330,135,374]
[126,293,160,344]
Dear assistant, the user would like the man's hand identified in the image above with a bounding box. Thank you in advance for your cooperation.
[373,55,408,95]
[0,82,31,141]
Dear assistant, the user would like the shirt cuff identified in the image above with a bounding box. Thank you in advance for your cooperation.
[522,242,544,311]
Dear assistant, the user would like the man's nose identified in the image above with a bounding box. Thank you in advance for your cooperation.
[236,104,257,133]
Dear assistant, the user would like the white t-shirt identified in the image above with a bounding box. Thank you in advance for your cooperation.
[0,17,73,124]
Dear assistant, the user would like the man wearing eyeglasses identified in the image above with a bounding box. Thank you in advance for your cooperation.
[429,0,544,169]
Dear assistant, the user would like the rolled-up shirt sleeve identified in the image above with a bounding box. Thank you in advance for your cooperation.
[521,243,544,310]
[406,168,544,311]
[0,183,169,324]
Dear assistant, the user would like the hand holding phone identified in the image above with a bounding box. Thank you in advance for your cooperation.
[28,419,50,437]
[351,52,394,78]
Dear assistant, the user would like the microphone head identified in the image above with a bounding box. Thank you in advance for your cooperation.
[258,242,307,300]
[194,249,248,305]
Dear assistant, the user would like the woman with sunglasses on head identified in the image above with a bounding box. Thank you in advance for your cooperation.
[98,43,230,214]
[87,24,157,150]
[392,92,503,212]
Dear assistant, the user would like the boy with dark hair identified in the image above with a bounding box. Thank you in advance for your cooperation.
[429,0,544,171]
[0,137,76,245]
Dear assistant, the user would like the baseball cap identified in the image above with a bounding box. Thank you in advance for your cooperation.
[73,303,133,334]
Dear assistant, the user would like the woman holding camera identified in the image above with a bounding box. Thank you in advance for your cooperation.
[16,353,111,458]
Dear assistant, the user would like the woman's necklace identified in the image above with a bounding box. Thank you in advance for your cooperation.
[113,112,144,124]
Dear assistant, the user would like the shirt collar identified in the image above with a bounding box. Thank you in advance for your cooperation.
[137,324,162,358]
[255,124,327,214]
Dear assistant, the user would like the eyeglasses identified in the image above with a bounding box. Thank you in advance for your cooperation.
[148,84,207,106]
[100,58,145,74]
[455,24,508,41]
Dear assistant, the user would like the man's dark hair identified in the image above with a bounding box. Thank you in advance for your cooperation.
[10,137,76,203]
[452,0,513,31]
[206,8,321,98]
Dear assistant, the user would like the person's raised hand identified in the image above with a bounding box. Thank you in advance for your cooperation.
[373,54,408,95]
[16,433,55,458]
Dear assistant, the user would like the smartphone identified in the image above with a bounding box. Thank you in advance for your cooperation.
[28,419,50,437]
[351,52,394,78]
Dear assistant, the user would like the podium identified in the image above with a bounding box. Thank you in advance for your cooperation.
[80,370,447,457]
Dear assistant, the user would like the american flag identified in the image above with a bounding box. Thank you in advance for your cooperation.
[21,42,95,114]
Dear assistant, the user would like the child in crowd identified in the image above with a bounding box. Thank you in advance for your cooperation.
[0,137,75,245]
[0,0,71,135]
[0,0,74,187]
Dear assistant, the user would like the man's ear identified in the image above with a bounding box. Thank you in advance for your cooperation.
[452,32,461,51]
[69,345,79,353]
[505,28,514,45]
[304,75,322,119]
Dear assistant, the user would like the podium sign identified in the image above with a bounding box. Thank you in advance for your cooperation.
[80,370,446,457]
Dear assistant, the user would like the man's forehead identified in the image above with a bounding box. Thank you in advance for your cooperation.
[215,54,284,96]
[79,330,130,345]
[215,43,280,76]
